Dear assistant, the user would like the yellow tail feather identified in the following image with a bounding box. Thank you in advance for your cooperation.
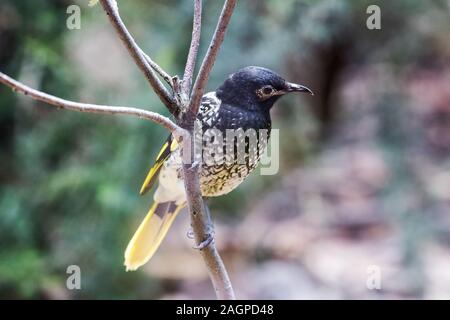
[124,201,184,271]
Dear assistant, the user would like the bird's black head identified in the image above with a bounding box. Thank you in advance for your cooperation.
[216,66,313,111]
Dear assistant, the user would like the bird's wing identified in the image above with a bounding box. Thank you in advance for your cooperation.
[139,135,179,195]
[139,91,219,196]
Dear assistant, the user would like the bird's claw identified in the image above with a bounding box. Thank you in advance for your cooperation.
[193,232,215,250]
[187,224,215,250]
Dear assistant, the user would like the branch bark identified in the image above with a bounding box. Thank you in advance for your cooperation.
[183,163,236,299]
[189,0,237,115]
[99,0,177,115]
[0,72,181,134]
[182,0,202,95]
[180,0,238,300]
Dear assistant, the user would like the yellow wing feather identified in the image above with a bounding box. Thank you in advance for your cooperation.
[139,136,178,195]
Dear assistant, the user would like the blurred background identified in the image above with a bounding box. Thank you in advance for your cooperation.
[0,0,450,299]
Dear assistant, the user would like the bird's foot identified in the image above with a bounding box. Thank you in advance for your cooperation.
[187,225,215,250]
[193,232,215,250]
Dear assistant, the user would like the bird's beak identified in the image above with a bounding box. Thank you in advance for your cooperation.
[284,82,314,95]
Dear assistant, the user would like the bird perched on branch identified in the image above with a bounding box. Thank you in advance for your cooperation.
[124,66,313,271]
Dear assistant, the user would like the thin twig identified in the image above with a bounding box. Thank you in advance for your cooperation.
[0,72,181,134]
[182,0,202,95]
[99,0,177,114]
[189,0,237,115]
[139,48,173,87]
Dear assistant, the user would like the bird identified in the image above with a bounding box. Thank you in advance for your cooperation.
[124,66,313,271]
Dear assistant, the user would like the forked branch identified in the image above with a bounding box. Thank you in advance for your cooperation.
[99,0,177,115]
[1,0,238,300]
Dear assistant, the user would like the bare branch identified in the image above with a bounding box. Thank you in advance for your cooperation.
[0,72,181,134]
[99,0,178,114]
[189,0,237,115]
[183,160,235,299]
[182,0,202,95]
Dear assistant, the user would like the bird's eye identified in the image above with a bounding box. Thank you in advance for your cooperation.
[256,85,276,100]
[262,86,274,95]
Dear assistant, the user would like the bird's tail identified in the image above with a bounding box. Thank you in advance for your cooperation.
[124,201,185,271]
